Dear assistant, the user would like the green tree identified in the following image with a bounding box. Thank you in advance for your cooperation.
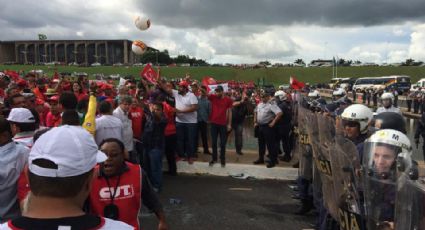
[294,59,305,65]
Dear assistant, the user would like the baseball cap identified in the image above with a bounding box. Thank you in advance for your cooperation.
[7,108,35,123]
[178,81,189,88]
[48,95,60,102]
[29,125,107,177]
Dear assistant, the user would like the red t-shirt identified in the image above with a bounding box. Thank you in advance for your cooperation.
[163,101,176,136]
[208,94,233,126]
[75,92,88,102]
[130,106,144,139]
[45,112,62,127]
[17,166,29,202]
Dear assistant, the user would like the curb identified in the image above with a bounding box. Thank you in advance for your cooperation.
[174,161,298,181]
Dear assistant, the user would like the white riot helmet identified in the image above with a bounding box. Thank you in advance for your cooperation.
[332,88,346,97]
[380,92,394,101]
[274,90,287,101]
[364,129,412,179]
[341,104,373,134]
[381,92,394,108]
[308,90,320,98]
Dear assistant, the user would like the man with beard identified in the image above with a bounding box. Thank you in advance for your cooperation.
[208,86,233,167]
[231,89,248,155]
[91,138,168,230]
[168,81,198,164]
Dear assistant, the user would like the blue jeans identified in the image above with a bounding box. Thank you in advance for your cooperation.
[210,123,227,161]
[143,148,163,190]
[176,122,197,158]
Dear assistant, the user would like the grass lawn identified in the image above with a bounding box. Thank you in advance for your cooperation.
[1,65,425,85]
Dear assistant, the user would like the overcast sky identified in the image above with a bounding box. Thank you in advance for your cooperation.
[1,0,425,64]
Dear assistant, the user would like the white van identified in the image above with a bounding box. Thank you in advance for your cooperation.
[411,78,425,90]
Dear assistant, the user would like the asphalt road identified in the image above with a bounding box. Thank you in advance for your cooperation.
[140,174,316,230]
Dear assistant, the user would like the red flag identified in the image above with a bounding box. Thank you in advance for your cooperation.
[140,63,158,84]
[201,76,217,93]
[290,76,305,90]
[202,76,217,86]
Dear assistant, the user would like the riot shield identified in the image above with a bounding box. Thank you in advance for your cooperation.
[362,141,399,230]
[333,134,365,230]
[307,112,323,202]
[297,105,313,181]
[310,113,339,220]
[395,176,425,230]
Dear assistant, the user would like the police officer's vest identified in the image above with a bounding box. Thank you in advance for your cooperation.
[90,162,142,229]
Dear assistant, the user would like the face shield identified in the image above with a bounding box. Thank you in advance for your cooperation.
[362,141,407,228]
[382,98,392,108]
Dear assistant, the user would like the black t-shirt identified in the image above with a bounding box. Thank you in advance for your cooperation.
[8,214,102,230]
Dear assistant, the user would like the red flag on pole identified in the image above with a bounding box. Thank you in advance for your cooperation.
[290,76,305,90]
[140,63,158,84]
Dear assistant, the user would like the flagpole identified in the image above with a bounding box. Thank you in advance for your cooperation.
[336,56,338,78]
[49,38,52,63]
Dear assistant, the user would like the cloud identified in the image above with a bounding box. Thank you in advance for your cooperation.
[408,24,425,61]
[138,0,425,29]
[0,0,425,64]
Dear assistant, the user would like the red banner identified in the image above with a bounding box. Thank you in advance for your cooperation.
[140,63,158,84]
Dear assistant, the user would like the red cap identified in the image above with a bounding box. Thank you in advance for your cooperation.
[48,95,59,102]
[179,81,189,88]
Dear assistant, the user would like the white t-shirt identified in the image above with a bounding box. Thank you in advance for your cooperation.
[172,89,198,123]
[95,115,124,146]
[101,218,134,229]
[113,107,134,151]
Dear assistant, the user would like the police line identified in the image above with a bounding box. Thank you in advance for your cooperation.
[294,96,421,230]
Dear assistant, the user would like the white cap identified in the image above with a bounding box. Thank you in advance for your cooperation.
[29,125,107,177]
[7,108,35,123]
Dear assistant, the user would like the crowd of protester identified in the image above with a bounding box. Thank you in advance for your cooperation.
[0,69,300,229]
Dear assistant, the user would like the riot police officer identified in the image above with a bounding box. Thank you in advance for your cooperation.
[363,129,412,230]
[330,104,373,230]
[340,104,373,158]
[332,88,346,102]
[372,112,406,134]
[274,90,293,162]
[376,92,401,115]
[414,112,425,160]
